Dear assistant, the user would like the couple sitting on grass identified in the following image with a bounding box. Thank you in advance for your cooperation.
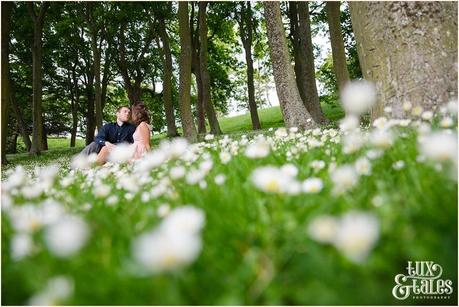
[81,103,152,164]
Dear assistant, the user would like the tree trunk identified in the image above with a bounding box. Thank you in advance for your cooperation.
[1,2,13,164]
[178,1,198,142]
[85,69,96,145]
[69,64,79,148]
[326,1,350,92]
[349,2,458,119]
[263,2,314,130]
[101,41,112,110]
[27,2,49,156]
[240,2,262,130]
[198,2,221,135]
[190,3,207,134]
[41,123,48,151]
[297,1,328,124]
[86,3,103,130]
[9,79,32,151]
[159,17,179,137]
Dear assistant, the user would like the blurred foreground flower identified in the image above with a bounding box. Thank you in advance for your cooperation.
[309,211,380,263]
[340,80,376,115]
[132,206,205,274]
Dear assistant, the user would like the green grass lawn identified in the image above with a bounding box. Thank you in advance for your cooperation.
[4,103,345,172]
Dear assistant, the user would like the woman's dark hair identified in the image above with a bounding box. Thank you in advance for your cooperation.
[131,102,150,126]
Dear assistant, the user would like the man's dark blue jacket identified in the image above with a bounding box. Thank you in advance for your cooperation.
[94,122,136,146]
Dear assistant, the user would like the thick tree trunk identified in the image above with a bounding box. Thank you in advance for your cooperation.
[101,42,112,110]
[350,2,458,120]
[1,2,13,164]
[326,1,350,92]
[190,3,207,134]
[191,33,206,134]
[297,2,328,124]
[263,2,314,130]
[178,1,198,142]
[159,17,179,137]
[198,2,221,135]
[27,3,49,156]
[240,2,262,130]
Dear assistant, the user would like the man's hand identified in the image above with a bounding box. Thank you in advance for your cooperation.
[105,141,115,150]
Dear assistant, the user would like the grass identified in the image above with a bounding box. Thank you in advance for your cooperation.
[2,102,457,305]
[2,120,457,305]
[4,103,344,171]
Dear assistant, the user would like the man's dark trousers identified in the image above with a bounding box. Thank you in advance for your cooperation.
[80,142,102,155]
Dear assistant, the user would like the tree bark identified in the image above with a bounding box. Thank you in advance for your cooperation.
[158,17,179,137]
[27,2,49,155]
[9,79,32,151]
[84,66,96,145]
[198,1,221,135]
[1,2,13,163]
[264,2,314,130]
[86,3,103,130]
[190,5,207,134]
[326,1,350,92]
[297,1,328,124]
[68,62,79,147]
[178,1,198,142]
[239,2,262,130]
[349,2,458,119]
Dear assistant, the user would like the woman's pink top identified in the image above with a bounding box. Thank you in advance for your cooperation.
[132,122,152,160]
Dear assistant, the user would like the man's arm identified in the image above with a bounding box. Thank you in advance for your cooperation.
[94,124,110,147]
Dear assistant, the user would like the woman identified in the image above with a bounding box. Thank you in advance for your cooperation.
[96,103,151,165]
[130,102,152,160]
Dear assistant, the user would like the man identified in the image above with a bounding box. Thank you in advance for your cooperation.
[80,106,136,155]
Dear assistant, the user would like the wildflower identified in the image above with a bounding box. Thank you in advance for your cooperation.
[421,111,433,121]
[204,134,214,141]
[339,115,360,131]
[108,143,136,163]
[274,127,288,138]
[302,178,323,193]
[342,131,366,154]
[402,101,412,111]
[44,215,89,258]
[219,151,231,164]
[132,206,205,273]
[340,80,376,115]
[411,105,423,117]
[28,276,74,306]
[393,160,405,170]
[310,160,326,172]
[11,233,33,261]
[355,157,372,175]
[280,163,298,177]
[214,174,226,185]
[418,131,458,164]
[170,166,186,179]
[330,165,359,194]
[308,215,338,243]
[251,166,295,194]
[245,137,270,158]
[333,211,380,263]
[157,204,171,218]
[370,129,394,149]
[440,117,454,128]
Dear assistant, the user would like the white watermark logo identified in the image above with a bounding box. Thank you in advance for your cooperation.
[392,261,453,300]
